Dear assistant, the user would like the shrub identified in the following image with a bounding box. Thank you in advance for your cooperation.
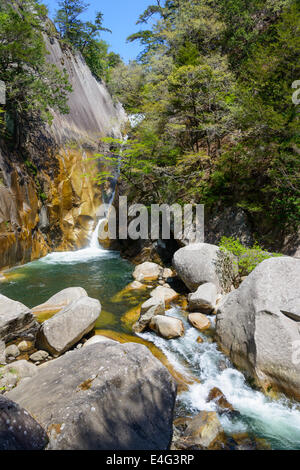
[219,236,282,277]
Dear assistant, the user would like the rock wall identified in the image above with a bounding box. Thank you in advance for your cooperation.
[0,32,126,270]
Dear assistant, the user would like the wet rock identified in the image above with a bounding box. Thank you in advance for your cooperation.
[133,262,163,282]
[133,299,165,334]
[150,286,179,303]
[7,342,176,450]
[188,313,211,332]
[32,287,88,316]
[0,396,48,450]
[29,351,49,362]
[36,296,101,357]
[83,335,117,348]
[181,411,227,450]
[0,295,38,343]
[18,340,33,352]
[162,268,174,280]
[216,257,300,400]
[5,345,20,359]
[196,336,204,344]
[173,243,235,293]
[150,315,184,339]
[188,282,217,314]
[129,281,145,289]
[207,387,234,412]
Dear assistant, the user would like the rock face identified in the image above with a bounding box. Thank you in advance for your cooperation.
[0,24,126,270]
[188,313,211,332]
[7,343,177,450]
[150,315,184,339]
[133,262,163,281]
[0,396,48,450]
[173,243,230,293]
[216,257,300,399]
[36,297,101,356]
[188,282,217,313]
[0,295,38,343]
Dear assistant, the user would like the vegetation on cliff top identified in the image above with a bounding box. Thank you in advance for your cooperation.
[104,0,300,244]
[0,0,72,142]
[54,0,122,82]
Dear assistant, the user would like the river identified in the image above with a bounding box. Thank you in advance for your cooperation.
[1,235,300,449]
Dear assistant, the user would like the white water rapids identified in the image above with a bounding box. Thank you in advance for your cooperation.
[139,307,300,449]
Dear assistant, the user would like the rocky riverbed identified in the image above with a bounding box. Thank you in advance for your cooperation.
[0,242,300,450]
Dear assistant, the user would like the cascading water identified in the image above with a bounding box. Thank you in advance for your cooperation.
[138,306,300,450]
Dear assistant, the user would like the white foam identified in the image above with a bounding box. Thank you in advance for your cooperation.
[139,306,300,449]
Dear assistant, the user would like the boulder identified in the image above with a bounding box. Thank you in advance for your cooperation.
[181,411,226,450]
[83,335,117,348]
[5,344,20,359]
[7,342,177,450]
[140,298,165,316]
[0,396,48,450]
[150,315,184,339]
[0,295,38,343]
[162,268,174,280]
[133,262,163,281]
[32,287,88,315]
[133,298,165,334]
[207,387,234,412]
[188,313,211,332]
[129,281,145,289]
[216,257,300,400]
[36,296,101,357]
[173,243,234,293]
[188,282,217,313]
[150,286,179,303]
[18,340,33,352]
[29,351,49,362]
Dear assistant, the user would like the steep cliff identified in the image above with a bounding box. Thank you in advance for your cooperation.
[0,32,126,270]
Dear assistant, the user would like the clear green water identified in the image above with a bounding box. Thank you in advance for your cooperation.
[2,248,300,450]
[0,249,142,334]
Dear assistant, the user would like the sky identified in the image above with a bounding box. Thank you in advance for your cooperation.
[45,0,154,62]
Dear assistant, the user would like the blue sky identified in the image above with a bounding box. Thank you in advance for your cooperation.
[45,0,154,62]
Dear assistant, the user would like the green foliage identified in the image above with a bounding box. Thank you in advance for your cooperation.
[219,236,282,276]
[0,0,72,139]
[105,0,300,237]
[54,0,120,82]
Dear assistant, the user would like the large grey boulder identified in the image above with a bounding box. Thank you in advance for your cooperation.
[0,295,38,343]
[173,243,232,293]
[36,296,101,356]
[32,287,88,315]
[7,342,177,450]
[216,257,300,400]
[188,282,217,313]
[0,396,48,450]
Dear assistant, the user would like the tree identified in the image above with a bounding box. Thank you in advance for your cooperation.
[0,0,72,143]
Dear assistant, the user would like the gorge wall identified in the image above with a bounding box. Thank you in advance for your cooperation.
[0,30,126,270]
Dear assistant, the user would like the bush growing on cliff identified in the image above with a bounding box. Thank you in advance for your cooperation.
[0,0,72,143]
[219,236,282,277]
